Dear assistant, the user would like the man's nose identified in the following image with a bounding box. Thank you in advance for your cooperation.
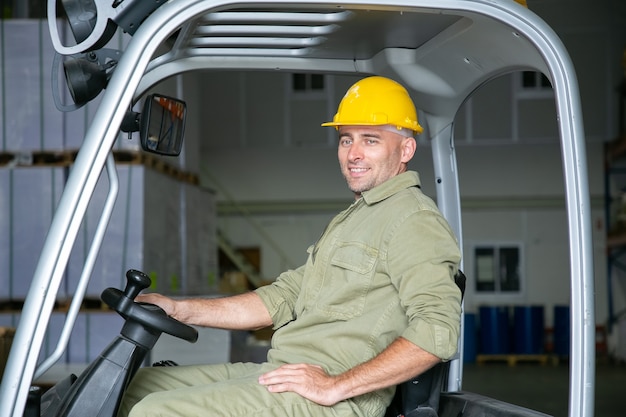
[347,141,364,161]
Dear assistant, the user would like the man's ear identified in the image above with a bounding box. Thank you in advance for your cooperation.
[401,137,417,163]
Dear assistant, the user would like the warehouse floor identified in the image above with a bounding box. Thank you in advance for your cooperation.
[461,360,625,417]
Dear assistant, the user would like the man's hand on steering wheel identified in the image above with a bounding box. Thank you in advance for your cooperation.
[136,293,179,319]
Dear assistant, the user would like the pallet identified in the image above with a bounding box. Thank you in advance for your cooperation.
[476,354,551,366]
[55,297,111,312]
[0,149,199,185]
[0,150,77,167]
[0,297,111,313]
[139,153,200,185]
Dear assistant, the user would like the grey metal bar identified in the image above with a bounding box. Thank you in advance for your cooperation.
[430,123,464,392]
[34,155,120,380]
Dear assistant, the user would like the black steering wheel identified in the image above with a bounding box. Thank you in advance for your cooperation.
[101,269,198,343]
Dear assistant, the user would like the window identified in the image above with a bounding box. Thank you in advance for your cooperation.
[521,71,551,90]
[291,73,325,94]
[474,244,521,293]
[515,71,553,100]
[2,1,45,18]
[286,73,334,147]
[511,71,558,141]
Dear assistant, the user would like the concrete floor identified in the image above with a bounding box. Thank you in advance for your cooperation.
[461,361,625,417]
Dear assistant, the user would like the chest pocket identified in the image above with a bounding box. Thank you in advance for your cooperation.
[316,242,378,320]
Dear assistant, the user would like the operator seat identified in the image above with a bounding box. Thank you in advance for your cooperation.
[384,270,466,417]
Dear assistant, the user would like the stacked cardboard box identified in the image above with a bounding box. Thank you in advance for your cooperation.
[0,164,218,302]
[0,20,136,152]
[0,21,218,366]
[0,167,66,299]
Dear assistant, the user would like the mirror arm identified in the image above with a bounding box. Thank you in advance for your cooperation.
[120,111,141,133]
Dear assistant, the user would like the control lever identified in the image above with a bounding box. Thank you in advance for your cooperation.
[123,269,151,300]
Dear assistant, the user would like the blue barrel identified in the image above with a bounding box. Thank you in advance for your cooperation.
[479,306,510,354]
[553,305,570,356]
[513,305,545,354]
[463,313,477,363]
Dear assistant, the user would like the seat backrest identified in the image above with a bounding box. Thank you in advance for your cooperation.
[384,270,466,417]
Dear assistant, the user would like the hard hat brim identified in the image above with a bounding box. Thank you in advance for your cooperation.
[321,121,423,135]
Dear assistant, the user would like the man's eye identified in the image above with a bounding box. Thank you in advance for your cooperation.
[340,138,352,146]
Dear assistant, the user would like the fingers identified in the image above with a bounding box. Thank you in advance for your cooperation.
[136,293,176,317]
[258,364,337,406]
[259,364,323,384]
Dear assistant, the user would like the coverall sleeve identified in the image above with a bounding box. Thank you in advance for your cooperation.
[388,210,462,360]
[254,263,306,329]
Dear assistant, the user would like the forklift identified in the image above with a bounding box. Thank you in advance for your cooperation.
[0,1,594,416]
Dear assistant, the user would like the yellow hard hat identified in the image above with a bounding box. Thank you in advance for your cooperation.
[322,76,423,135]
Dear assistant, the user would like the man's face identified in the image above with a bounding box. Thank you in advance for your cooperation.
[337,125,416,198]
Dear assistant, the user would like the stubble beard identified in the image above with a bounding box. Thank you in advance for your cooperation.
[344,173,375,196]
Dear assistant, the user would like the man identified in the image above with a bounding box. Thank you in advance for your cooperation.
[118,76,462,417]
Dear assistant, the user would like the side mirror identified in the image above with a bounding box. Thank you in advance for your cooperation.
[140,94,186,156]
